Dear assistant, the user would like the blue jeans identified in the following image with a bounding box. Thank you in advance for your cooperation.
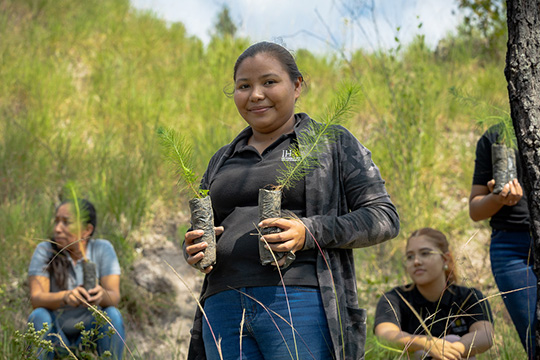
[202,286,333,360]
[28,306,125,360]
[490,229,536,359]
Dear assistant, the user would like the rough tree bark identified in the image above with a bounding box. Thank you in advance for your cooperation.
[504,0,540,357]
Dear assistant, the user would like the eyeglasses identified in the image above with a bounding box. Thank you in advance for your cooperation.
[404,249,442,264]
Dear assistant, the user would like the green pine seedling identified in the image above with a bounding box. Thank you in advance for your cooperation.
[65,182,90,261]
[449,87,516,148]
[157,126,208,199]
[258,84,359,268]
[275,84,359,190]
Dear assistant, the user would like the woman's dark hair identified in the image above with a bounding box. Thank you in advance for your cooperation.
[407,227,459,285]
[48,199,97,290]
[233,41,305,85]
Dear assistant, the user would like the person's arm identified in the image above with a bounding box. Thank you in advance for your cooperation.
[469,179,523,221]
[301,127,400,250]
[452,321,494,357]
[374,322,462,360]
[29,275,68,310]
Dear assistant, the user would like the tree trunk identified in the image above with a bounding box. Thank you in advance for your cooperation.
[504,0,540,357]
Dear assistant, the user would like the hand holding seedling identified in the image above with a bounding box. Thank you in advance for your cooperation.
[258,218,305,267]
[487,178,522,206]
[185,226,224,273]
[64,286,89,307]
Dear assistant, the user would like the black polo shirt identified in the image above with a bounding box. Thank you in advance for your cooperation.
[205,124,318,298]
[374,284,493,337]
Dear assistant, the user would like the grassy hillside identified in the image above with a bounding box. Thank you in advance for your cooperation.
[0,0,525,358]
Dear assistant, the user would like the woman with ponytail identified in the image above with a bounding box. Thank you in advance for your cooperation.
[27,199,124,359]
[374,228,494,360]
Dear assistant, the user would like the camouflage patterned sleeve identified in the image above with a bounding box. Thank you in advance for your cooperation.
[301,126,400,250]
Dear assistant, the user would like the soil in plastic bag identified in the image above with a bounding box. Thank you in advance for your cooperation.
[82,260,97,290]
[258,189,286,265]
[492,144,517,194]
[189,195,216,270]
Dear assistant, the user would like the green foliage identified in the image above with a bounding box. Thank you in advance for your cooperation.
[157,126,208,199]
[275,85,358,191]
[458,0,507,45]
[214,4,237,38]
[13,323,54,359]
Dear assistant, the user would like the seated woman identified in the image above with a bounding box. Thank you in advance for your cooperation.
[374,227,494,360]
[28,199,125,359]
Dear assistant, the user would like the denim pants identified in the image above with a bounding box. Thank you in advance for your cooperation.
[28,306,125,360]
[202,286,333,360]
[490,229,536,359]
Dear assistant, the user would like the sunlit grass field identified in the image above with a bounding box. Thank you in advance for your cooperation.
[0,0,526,358]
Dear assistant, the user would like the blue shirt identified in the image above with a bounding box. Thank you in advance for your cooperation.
[28,239,121,292]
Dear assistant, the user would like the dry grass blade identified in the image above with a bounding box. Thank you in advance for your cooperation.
[49,333,78,359]
[163,260,224,360]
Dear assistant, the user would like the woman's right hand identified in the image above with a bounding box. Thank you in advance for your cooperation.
[184,226,224,274]
[487,178,523,206]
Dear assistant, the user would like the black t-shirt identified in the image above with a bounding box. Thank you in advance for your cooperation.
[472,127,530,231]
[205,124,318,298]
[374,284,493,338]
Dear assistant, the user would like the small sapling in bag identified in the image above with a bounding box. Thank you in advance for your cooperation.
[157,127,216,270]
[258,85,358,268]
[66,184,97,290]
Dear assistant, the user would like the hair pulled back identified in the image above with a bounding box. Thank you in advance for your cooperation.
[407,227,459,285]
[233,41,304,85]
[48,199,97,290]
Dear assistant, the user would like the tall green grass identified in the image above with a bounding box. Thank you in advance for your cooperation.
[0,0,525,358]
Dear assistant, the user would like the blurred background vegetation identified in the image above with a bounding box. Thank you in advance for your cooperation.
[0,0,525,358]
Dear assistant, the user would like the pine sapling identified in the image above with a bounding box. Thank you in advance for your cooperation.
[66,183,97,290]
[258,85,359,267]
[157,126,216,270]
[450,88,518,194]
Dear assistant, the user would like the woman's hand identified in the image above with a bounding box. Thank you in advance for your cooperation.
[258,218,306,267]
[424,338,463,360]
[487,178,523,206]
[86,285,107,306]
[65,286,89,307]
[184,226,224,274]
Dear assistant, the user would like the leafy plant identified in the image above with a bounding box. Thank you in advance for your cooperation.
[13,322,54,359]
[157,126,208,199]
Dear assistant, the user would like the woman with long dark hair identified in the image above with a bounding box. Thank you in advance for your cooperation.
[28,199,124,359]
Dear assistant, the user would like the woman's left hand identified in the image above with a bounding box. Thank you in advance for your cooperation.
[86,285,106,306]
[258,218,306,267]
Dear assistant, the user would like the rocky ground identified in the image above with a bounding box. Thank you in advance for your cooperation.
[123,209,204,359]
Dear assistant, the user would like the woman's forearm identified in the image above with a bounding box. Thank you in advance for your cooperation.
[30,290,70,310]
[99,288,120,308]
[469,193,504,221]
[456,323,494,356]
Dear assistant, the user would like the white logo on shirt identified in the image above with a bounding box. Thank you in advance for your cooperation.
[281,150,300,162]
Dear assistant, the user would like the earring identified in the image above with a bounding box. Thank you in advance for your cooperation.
[443,264,449,270]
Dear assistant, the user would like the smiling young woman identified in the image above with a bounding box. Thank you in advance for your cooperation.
[374,228,494,360]
[183,41,400,360]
